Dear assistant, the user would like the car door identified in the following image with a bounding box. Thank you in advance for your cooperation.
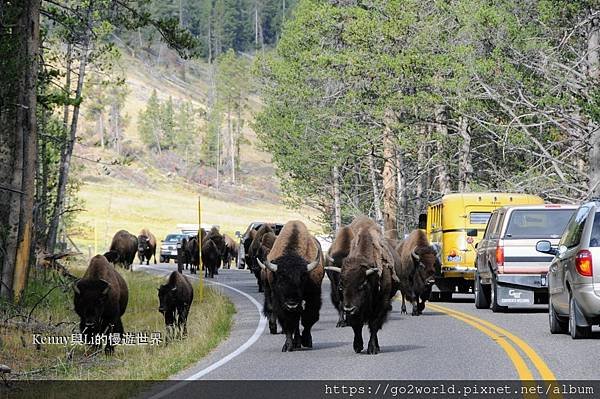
[477,211,499,279]
[551,206,590,315]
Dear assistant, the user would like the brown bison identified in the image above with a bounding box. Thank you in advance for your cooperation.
[202,238,221,278]
[248,224,274,292]
[186,235,200,274]
[73,254,129,354]
[258,220,324,352]
[107,230,138,270]
[395,230,439,316]
[158,271,193,340]
[325,226,354,327]
[325,216,399,354]
[222,234,239,269]
[138,228,157,265]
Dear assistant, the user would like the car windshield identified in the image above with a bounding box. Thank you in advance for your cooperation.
[591,212,600,247]
[504,209,575,239]
[164,234,183,242]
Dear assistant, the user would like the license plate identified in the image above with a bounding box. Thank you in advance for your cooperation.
[498,286,534,306]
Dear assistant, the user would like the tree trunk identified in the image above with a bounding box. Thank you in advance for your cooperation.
[382,111,397,239]
[396,148,407,235]
[457,116,472,192]
[332,164,341,232]
[0,0,40,300]
[367,149,383,227]
[588,11,600,197]
[99,112,105,149]
[435,106,451,195]
[229,101,235,184]
[47,21,91,252]
[415,124,427,217]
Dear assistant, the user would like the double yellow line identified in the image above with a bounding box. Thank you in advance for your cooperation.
[427,303,557,386]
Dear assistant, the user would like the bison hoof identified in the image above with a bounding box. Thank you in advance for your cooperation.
[301,331,312,348]
[336,319,347,328]
[269,321,277,335]
[401,306,407,315]
[282,340,295,352]
[353,341,363,353]
[367,342,380,355]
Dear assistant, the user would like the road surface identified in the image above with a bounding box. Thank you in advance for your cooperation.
[138,263,600,382]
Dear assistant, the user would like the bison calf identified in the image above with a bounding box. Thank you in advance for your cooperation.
[73,254,129,355]
[158,271,194,340]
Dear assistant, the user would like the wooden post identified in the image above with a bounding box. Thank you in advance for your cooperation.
[198,197,204,301]
[94,219,97,254]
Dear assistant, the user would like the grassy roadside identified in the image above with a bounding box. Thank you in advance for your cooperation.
[1,259,234,395]
[72,175,320,252]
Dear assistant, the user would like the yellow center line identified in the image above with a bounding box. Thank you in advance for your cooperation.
[429,303,556,381]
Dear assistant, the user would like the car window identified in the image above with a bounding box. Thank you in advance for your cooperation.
[503,209,575,239]
[590,212,600,247]
[560,207,590,248]
[483,212,498,239]
[470,212,491,225]
[491,211,504,239]
[165,234,182,242]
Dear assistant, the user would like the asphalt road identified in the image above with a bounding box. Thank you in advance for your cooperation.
[138,262,600,381]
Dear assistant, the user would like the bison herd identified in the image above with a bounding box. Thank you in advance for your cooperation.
[247,216,440,355]
[72,217,440,356]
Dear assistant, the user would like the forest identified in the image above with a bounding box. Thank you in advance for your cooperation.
[1,0,600,303]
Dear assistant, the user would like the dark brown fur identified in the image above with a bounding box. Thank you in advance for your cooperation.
[108,230,138,270]
[74,255,129,354]
[138,228,157,265]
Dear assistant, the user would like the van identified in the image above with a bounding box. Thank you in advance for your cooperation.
[421,193,544,300]
[474,204,577,311]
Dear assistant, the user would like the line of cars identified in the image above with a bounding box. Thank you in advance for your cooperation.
[422,193,600,339]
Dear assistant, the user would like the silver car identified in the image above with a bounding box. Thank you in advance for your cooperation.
[536,200,600,338]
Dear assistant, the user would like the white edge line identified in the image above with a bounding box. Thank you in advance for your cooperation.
[140,266,267,399]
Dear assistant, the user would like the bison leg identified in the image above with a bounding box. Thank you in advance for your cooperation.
[367,330,380,355]
[292,327,302,349]
[352,325,363,353]
[300,294,321,348]
[400,293,407,314]
[263,282,277,334]
[336,311,347,328]
[282,331,295,352]
[411,300,419,316]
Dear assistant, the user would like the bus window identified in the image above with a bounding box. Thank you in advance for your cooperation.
[470,212,491,225]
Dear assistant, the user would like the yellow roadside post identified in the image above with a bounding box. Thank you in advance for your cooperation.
[198,197,204,301]
[94,219,97,254]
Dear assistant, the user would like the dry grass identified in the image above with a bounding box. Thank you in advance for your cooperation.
[71,175,320,252]
[1,259,233,394]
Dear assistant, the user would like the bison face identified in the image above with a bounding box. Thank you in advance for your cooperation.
[412,247,437,288]
[138,236,149,253]
[157,284,177,325]
[266,254,311,313]
[73,279,111,332]
[340,258,379,323]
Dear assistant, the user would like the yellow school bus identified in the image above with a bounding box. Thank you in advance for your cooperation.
[421,192,544,300]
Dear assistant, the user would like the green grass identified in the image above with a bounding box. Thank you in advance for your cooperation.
[72,175,320,252]
[2,260,234,395]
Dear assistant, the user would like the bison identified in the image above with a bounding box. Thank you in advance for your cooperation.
[108,230,138,270]
[325,216,398,354]
[325,226,354,328]
[138,228,157,265]
[258,220,324,352]
[73,254,129,354]
[222,234,239,269]
[158,271,194,340]
[394,229,439,316]
[186,236,200,274]
[202,237,221,278]
[248,224,274,292]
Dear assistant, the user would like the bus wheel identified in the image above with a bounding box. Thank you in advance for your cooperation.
[440,292,452,302]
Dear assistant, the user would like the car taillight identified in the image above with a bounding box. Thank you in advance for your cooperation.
[496,246,504,266]
[576,250,593,277]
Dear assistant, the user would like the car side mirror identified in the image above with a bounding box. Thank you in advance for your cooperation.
[466,229,478,237]
[536,240,557,255]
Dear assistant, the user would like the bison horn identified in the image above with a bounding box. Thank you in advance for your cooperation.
[324,266,342,273]
[411,249,420,261]
[73,281,81,295]
[327,255,335,264]
[365,267,381,277]
[306,244,322,272]
[257,257,278,272]
[171,287,177,292]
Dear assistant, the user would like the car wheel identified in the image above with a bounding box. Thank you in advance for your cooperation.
[548,295,568,334]
[569,294,591,339]
[474,272,491,309]
[490,275,507,313]
[159,256,165,263]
